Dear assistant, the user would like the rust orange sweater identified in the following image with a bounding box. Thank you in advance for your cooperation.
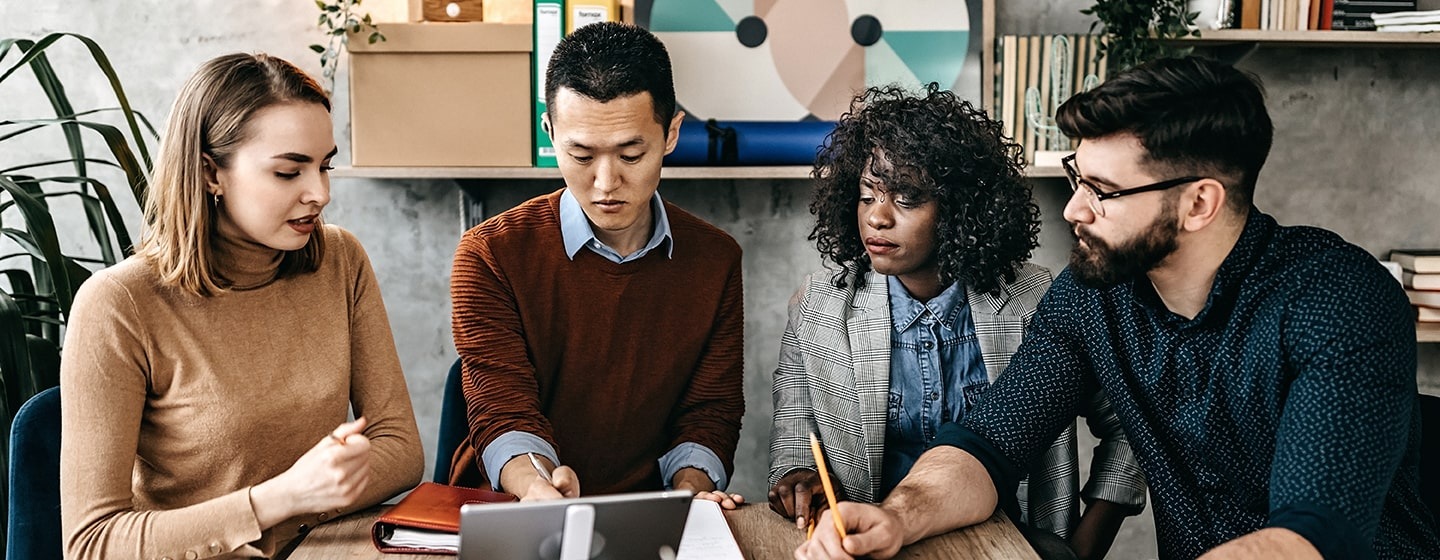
[448,190,744,494]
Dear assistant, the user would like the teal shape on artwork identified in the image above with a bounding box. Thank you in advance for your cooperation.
[649,0,736,32]
[864,39,919,88]
[882,31,971,88]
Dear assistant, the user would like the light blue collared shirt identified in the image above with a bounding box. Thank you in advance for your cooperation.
[482,189,729,492]
[559,188,673,263]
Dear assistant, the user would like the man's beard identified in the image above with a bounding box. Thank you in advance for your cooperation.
[1069,207,1180,289]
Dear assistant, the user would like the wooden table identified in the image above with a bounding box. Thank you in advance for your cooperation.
[284,503,1038,559]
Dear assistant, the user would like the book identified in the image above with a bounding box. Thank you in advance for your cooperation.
[1377,22,1440,30]
[1371,8,1440,23]
[1408,289,1440,309]
[370,482,517,554]
[1404,272,1440,290]
[1391,249,1440,274]
[1419,306,1440,323]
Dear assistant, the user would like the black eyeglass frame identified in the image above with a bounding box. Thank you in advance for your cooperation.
[1061,153,1205,202]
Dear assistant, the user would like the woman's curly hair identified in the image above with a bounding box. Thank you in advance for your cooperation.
[808,83,1040,296]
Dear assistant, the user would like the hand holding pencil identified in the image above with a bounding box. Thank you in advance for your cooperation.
[808,432,846,540]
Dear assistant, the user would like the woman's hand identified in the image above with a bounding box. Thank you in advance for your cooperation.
[249,417,372,528]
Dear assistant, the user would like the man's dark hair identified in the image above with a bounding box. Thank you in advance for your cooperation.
[810,83,1039,296]
[1055,56,1273,210]
[544,22,677,130]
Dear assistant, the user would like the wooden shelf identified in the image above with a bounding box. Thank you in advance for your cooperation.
[331,166,815,180]
[1175,29,1440,48]
[1027,165,1065,178]
[1420,322,1440,343]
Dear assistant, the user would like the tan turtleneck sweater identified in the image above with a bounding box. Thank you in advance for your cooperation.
[59,224,423,559]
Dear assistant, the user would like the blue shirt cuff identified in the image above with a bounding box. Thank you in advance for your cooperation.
[658,442,729,491]
[930,422,1022,517]
[1267,502,1374,560]
[481,431,558,492]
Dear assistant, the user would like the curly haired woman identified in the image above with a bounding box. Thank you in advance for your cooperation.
[767,84,1146,560]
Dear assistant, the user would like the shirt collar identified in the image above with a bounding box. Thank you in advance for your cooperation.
[1134,207,1271,326]
[887,275,968,333]
[559,189,674,261]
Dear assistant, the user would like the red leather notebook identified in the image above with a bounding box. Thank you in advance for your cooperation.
[371,482,517,554]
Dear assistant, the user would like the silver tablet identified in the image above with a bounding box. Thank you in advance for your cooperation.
[458,490,693,560]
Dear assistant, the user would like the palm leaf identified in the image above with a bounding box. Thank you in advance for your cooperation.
[0,34,153,169]
[1,117,148,207]
[0,177,82,319]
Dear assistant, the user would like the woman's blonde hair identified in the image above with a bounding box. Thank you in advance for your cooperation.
[139,53,330,297]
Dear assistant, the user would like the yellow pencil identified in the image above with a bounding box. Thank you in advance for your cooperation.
[808,432,846,539]
[807,517,815,540]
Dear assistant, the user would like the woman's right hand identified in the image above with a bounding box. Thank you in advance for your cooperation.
[249,417,372,528]
[768,468,837,529]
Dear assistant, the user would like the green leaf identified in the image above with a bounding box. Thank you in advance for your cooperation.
[310,44,326,54]
[315,0,327,10]
[20,177,135,258]
[369,33,380,44]
[0,178,81,318]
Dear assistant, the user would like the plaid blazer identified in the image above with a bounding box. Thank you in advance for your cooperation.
[769,265,1147,538]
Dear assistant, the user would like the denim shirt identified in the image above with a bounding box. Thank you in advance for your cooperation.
[881,276,987,497]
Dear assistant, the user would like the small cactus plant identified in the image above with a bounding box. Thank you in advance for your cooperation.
[1025,36,1099,154]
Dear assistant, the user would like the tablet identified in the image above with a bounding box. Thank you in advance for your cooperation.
[458,490,694,560]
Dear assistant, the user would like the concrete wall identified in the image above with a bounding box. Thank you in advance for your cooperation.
[4,2,1437,558]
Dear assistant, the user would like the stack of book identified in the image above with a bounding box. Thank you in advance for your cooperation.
[1392,249,1440,324]
[1371,8,1440,31]
[992,35,1109,166]
[1229,0,1417,30]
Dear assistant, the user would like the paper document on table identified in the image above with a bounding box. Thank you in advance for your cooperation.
[676,500,744,560]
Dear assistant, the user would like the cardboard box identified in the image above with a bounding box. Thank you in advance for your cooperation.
[348,22,532,167]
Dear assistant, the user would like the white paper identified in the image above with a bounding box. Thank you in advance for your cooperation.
[676,500,744,560]
[382,526,459,552]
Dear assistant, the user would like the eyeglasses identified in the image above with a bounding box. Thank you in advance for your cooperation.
[1061,153,1204,217]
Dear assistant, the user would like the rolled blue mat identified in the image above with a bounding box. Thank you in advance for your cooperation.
[665,120,837,166]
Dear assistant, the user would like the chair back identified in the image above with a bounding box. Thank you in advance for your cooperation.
[1420,393,1439,519]
[7,386,62,560]
[434,358,466,483]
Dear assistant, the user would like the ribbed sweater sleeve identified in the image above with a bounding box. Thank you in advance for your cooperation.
[666,253,745,477]
[451,224,557,463]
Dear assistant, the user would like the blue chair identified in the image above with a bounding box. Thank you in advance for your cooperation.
[7,386,62,560]
[433,358,466,483]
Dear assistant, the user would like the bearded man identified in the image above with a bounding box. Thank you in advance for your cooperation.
[794,56,1439,560]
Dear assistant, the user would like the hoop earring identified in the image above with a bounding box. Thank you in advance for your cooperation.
[213,193,220,206]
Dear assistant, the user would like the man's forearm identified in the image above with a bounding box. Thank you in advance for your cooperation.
[879,446,999,546]
[1198,528,1321,560]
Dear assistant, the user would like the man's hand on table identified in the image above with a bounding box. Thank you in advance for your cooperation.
[674,466,744,509]
[499,454,580,501]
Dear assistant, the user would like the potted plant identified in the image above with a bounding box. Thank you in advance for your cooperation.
[1083,0,1200,70]
[0,32,152,545]
[311,0,385,91]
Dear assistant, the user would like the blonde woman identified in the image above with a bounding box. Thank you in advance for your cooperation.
[59,53,422,558]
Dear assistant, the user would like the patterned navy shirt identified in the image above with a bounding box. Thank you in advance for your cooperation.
[937,209,1440,559]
